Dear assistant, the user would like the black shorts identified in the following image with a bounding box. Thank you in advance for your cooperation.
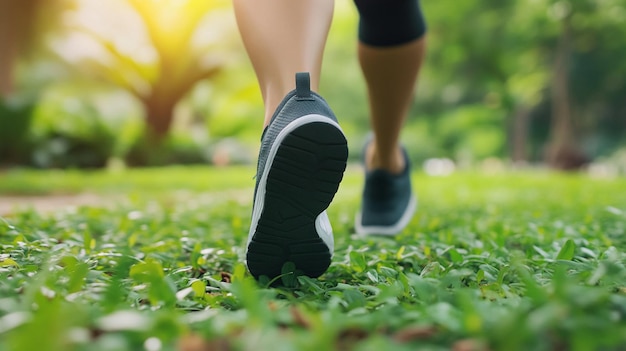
[354,0,427,47]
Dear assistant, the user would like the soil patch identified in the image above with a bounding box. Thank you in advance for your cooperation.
[0,193,105,216]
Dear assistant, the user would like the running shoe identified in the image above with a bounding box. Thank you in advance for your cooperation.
[246,72,348,279]
[355,142,416,235]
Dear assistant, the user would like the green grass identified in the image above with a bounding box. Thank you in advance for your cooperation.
[1,166,626,351]
[0,166,255,195]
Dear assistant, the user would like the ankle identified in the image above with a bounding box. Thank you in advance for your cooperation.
[262,81,297,127]
[366,143,405,174]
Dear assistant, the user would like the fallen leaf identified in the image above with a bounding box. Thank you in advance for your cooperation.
[290,306,311,329]
[452,338,490,351]
[178,333,231,351]
[337,327,370,350]
[392,325,438,343]
[220,272,231,283]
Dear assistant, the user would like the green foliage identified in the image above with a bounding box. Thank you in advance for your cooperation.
[1,167,626,350]
[124,132,208,167]
[0,97,35,164]
[5,0,626,167]
[26,83,135,168]
[202,69,264,142]
[435,105,507,161]
[0,165,254,195]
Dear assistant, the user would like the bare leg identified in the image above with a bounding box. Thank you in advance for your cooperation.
[359,37,427,174]
[233,0,334,127]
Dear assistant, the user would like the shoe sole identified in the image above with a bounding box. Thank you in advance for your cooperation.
[355,194,417,236]
[247,115,348,279]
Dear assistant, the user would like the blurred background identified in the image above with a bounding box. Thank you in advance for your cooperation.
[1,0,625,173]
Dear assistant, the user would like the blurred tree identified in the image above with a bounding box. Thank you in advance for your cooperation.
[0,0,69,164]
[544,0,587,169]
[422,0,531,161]
[4,0,624,167]
[503,1,552,164]
[541,0,626,169]
[562,0,626,161]
[0,1,29,97]
[419,0,626,167]
[56,0,236,142]
[0,0,38,163]
[0,0,68,98]
[0,1,37,97]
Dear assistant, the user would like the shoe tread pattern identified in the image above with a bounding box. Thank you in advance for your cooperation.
[247,121,348,279]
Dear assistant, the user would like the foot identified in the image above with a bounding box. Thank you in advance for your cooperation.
[246,72,348,279]
[355,141,416,236]
[365,141,406,174]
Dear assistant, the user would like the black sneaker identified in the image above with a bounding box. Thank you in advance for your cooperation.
[355,142,416,236]
[246,72,348,279]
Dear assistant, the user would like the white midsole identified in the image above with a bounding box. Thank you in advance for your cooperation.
[355,194,417,236]
[247,114,345,252]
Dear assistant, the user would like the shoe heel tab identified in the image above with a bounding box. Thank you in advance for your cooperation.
[295,72,315,101]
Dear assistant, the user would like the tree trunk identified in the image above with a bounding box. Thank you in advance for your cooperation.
[0,0,42,98]
[545,17,588,170]
[0,42,17,99]
[124,97,176,166]
[0,2,21,97]
[143,97,176,142]
[510,105,531,164]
